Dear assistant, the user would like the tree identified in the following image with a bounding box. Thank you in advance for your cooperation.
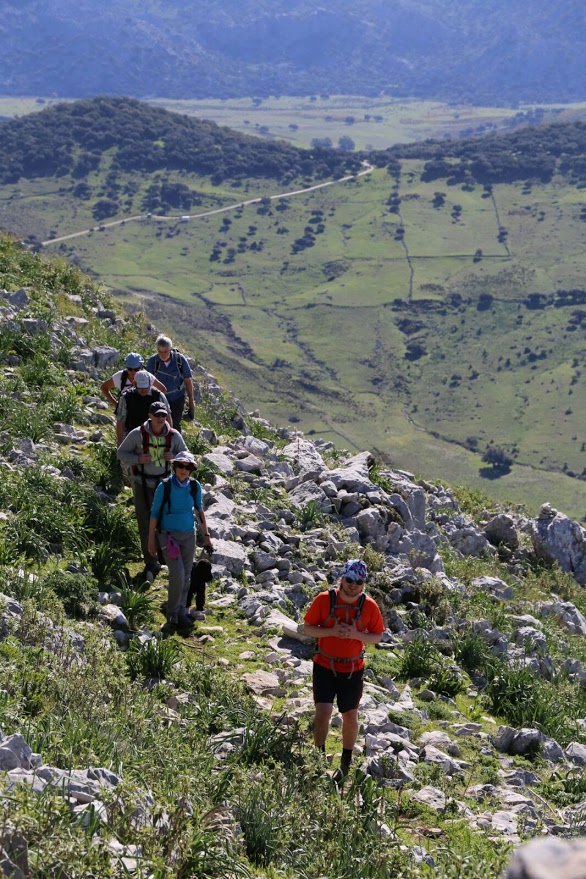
[482,446,513,470]
[311,137,332,149]
[338,136,355,153]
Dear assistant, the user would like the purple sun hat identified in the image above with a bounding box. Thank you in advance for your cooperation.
[341,559,368,581]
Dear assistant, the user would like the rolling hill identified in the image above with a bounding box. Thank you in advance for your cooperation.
[0,97,585,519]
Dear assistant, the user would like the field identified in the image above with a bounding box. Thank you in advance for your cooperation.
[0,98,585,519]
[4,94,586,150]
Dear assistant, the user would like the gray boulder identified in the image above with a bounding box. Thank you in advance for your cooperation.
[327,451,377,494]
[3,288,30,310]
[484,513,519,549]
[211,539,247,576]
[541,601,586,637]
[505,837,586,879]
[282,439,326,473]
[565,742,586,766]
[288,480,331,511]
[530,504,586,585]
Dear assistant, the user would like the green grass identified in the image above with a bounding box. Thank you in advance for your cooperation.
[6,230,586,876]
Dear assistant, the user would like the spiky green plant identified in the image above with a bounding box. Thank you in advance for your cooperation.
[125,636,180,680]
[120,588,156,630]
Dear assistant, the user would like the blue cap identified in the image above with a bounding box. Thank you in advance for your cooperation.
[341,559,368,581]
[124,352,144,368]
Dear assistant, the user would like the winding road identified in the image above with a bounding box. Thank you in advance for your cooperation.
[41,162,374,247]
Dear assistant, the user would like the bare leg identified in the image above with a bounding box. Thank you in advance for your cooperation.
[341,708,359,751]
[313,702,333,747]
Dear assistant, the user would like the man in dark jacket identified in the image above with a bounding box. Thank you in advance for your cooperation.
[116,370,171,446]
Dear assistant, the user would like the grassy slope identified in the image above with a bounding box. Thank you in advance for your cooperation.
[3,235,586,876]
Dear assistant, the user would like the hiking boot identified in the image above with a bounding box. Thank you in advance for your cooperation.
[161,620,177,636]
[177,612,195,629]
[332,757,352,784]
[190,610,206,621]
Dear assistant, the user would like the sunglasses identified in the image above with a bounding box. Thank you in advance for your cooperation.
[127,367,139,372]
[344,577,365,586]
[175,464,193,471]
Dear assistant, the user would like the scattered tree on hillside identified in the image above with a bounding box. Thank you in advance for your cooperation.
[482,446,513,471]
[92,199,119,221]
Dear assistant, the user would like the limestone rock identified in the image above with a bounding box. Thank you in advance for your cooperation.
[530,506,586,585]
[505,837,586,879]
[211,539,247,576]
[484,513,519,549]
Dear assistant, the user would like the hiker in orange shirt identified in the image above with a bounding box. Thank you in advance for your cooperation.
[303,559,384,779]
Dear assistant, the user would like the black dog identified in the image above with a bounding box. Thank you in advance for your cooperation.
[186,555,213,612]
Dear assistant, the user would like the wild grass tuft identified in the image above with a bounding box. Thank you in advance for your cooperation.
[119,588,156,630]
[482,660,586,745]
[126,636,180,680]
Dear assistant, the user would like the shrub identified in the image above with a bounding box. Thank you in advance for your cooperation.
[90,543,128,589]
[126,636,180,680]
[40,569,99,618]
[399,633,441,679]
[428,662,465,697]
[185,431,210,457]
[296,500,328,529]
[192,458,221,486]
[481,660,586,743]
[453,628,492,675]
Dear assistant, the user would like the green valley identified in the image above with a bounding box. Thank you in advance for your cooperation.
[1,97,585,519]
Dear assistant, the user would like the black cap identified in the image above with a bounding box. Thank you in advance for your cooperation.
[149,402,167,416]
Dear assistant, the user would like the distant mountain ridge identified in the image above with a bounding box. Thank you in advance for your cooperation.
[2,0,586,104]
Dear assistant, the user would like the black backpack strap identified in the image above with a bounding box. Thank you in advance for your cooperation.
[354,593,367,629]
[154,349,184,376]
[120,369,129,392]
[323,587,336,625]
[162,476,172,516]
[175,349,185,377]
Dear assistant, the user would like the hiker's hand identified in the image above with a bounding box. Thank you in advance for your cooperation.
[163,450,174,461]
[147,539,157,557]
[203,537,213,553]
[186,405,195,421]
[332,622,354,639]
[138,454,151,464]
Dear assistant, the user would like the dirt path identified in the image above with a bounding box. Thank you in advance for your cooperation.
[42,162,374,247]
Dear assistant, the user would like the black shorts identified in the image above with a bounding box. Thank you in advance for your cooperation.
[312,662,364,714]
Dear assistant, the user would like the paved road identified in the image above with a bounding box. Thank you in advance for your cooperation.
[42,162,374,247]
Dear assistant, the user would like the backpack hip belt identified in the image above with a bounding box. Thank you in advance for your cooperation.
[316,647,365,678]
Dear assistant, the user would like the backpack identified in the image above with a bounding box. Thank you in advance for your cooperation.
[160,476,200,517]
[154,349,187,379]
[324,587,366,628]
[131,425,173,476]
[124,388,167,433]
[113,369,132,416]
[317,587,367,674]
